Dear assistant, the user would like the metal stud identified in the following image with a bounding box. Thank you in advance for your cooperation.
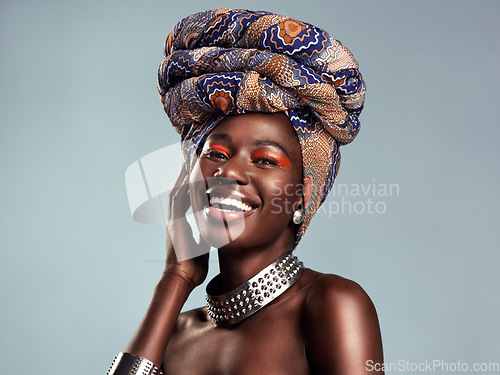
[205,252,304,326]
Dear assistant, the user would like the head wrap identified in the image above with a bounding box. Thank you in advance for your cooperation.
[158,8,366,244]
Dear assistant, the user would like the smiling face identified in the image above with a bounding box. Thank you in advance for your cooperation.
[189,112,304,251]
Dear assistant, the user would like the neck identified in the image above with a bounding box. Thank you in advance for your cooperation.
[206,250,304,326]
[216,227,295,292]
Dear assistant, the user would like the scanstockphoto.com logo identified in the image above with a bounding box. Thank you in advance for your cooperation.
[366,359,500,373]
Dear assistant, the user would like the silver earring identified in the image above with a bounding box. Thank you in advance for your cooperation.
[293,209,305,224]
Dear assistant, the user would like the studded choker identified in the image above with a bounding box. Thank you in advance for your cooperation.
[205,251,304,326]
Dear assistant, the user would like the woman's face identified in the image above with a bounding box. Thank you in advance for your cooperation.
[189,112,304,250]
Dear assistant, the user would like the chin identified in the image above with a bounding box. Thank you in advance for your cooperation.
[193,206,246,249]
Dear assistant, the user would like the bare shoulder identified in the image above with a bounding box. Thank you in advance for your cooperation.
[164,306,213,366]
[301,272,384,374]
[303,272,378,317]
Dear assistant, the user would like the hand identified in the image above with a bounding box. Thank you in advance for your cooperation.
[123,163,207,364]
[164,162,210,289]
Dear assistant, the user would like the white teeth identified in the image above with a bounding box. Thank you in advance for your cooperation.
[209,197,252,212]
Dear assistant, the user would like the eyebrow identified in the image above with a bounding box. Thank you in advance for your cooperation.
[206,133,231,142]
[206,133,290,158]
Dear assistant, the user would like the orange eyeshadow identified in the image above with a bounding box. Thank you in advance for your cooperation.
[253,151,291,168]
[208,145,230,154]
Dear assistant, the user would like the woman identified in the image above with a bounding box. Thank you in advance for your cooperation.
[109,9,383,375]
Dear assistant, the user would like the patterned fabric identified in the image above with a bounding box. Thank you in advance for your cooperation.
[158,8,366,244]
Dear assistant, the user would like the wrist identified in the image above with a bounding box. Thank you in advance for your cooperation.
[123,272,194,364]
[158,270,197,295]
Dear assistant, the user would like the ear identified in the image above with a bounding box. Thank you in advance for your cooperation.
[302,175,313,209]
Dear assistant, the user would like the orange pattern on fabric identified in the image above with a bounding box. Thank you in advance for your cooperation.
[279,20,308,44]
[209,90,235,114]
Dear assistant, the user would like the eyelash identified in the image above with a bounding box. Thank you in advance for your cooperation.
[252,151,289,168]
[253,155,279,166]
[202,147,229,160]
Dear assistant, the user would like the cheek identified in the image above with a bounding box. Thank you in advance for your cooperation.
[262,179,302,210]
[189,157,214,186]
[269,172,303,198]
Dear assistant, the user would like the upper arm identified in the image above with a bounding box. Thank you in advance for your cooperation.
[303,275,384,375]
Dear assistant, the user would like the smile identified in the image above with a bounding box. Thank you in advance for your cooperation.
[209,197,253,212]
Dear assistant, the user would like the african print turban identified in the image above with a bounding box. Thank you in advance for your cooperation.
[158,8,366,244]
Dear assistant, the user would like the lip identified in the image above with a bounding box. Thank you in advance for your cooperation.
[206,186,260,208]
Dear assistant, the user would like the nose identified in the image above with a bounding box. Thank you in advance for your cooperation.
[214,155,249,185]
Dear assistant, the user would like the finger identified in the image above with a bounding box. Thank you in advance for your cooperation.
[169,179,191,221]
[172,161,187,189]
[169,163,191,219]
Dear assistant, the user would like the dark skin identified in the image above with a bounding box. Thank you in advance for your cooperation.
[124,112,384,375]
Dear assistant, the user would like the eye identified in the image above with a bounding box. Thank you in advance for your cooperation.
[252,151,290,168]
[253,156,279,166]
[202,146,229,161]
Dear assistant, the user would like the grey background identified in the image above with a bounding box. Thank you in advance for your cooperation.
[1,0,499,374]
